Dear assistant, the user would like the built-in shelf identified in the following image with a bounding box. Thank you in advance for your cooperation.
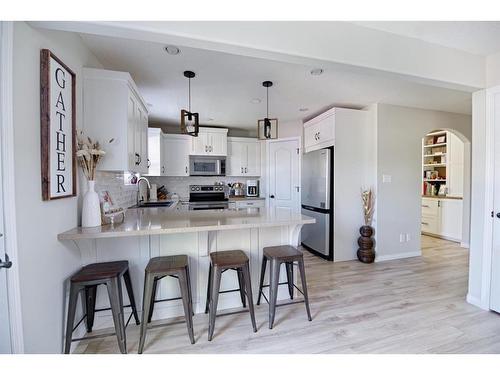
[423,142,447,148]
[423,153,446,157]
[424,163,446,167]
[426,130,447,136]
[424,179,446,182]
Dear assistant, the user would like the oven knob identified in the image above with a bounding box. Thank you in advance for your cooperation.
[196,187,200,191]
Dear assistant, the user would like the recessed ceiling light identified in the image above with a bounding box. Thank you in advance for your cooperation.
[164,45,180,55]
[310,68,324,76]
[207,118,214,122]
[250,98,261,104]
[299,108,309,112]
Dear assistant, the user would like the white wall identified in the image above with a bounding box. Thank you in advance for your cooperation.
[374,104,471,261]
[486,52,500,88]
[12,22,102,353]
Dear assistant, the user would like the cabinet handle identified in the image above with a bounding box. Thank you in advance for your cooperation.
[205,145,208,152]
[317,131,321,139]
[421,222,429,225]
[422,205,430,208]
[241,167,243,173]
[135,153,140,165]
[147,158,151,168]
[162,166,165,174]
[185,166,188,174]
[209,145,213,152]
[438,200,441,207]
[245,167,248,173]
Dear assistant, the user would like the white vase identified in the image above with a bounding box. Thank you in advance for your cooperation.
[82,180,101,227]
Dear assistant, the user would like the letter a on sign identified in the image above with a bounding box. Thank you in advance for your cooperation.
[40,49,76,200]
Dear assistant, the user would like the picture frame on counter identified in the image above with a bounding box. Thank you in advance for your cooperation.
[40,49,77,200]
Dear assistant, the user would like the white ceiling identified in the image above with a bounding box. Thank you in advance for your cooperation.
[79,32,472,130]
[353,21,500,56]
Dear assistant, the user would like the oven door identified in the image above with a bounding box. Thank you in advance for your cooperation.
[189,202,229,210]
[189,157,225,176]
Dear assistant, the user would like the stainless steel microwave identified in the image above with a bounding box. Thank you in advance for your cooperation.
[189,156,226,176]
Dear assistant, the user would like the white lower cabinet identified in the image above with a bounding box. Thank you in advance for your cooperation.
[235,199,265,209]
[421,197,462,241]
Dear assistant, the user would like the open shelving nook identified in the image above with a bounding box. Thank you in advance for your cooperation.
[422,130,448,196]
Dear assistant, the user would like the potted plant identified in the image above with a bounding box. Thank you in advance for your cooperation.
[76,133,108,227]
[357,188,375,263]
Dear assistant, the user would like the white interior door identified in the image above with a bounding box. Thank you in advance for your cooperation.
[268,138,300,212]
[0,125,12,354]
[490,91,500,313]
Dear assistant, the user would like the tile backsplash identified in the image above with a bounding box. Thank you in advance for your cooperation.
[148,176,260,200]
[95,171,138,209]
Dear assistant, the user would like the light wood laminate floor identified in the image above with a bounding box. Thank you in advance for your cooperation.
[75,236,500,354]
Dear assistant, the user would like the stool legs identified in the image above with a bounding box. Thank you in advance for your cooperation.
[285,262,294,300]
[237,269,247,308]
[207,265,222,341]
[268,259,281,329]
[84,285,97,333]
[147,277,158,323]
[242,263,257,333]
[138,273,154,354]
[64,283,81,354]
[205,264,212,314]
[298,258,312,322]
[123,269,140,326]
[178,267,195,344]
[107,277,127,354]
[256,256,267,305]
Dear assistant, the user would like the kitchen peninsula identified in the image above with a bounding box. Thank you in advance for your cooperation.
[58,207,315,328]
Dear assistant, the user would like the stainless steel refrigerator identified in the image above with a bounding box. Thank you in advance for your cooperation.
[301,148,333,260]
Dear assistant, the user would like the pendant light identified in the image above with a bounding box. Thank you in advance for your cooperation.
[257,80,278,140]
[180,70,199,137]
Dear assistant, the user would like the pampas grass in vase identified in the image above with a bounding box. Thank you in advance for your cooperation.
[357,188,375,263]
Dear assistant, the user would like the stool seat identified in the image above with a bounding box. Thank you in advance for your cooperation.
[71,260,129,283]
[146,255,188,274]
[264,245,302,261]
[210,250,248,267]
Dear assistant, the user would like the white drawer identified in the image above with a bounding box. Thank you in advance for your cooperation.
[235,200,265,209]
[421,214,439,234]
[421,199,439,216]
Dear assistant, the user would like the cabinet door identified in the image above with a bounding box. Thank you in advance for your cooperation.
[227,141,245,176]
[210,132,227,156]
[146,129,162,176]
[163,135,190,176]
[304,113,335,152]
[448,132,464,197]
[246,141,261,176]
[191,132,209,155]
[440,199,463,241]
[127,94,139,171]
[134,100,144,172]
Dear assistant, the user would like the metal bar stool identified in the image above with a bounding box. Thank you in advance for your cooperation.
[138,255,195,353]
[64,260,140,354]
[257,245,312,329]
[205,250,257,341]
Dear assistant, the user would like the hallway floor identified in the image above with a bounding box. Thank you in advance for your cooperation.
[75,236,500,353]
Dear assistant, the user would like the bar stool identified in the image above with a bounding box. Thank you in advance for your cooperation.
[64,260,140,354]
[138,255,194,353]
[257,245,312,329]
[205,250,257,341]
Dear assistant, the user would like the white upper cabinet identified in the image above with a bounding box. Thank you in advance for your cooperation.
[163,134,190,176]
[190,127,228,156]
[83,68,148,173]
[303,108,336,153]
[146,128,163,176]
[227,137,261,176]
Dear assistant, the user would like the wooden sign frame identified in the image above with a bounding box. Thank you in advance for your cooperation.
[40,49,77,200]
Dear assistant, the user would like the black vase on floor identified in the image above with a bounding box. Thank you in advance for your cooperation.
[357,225,375,263]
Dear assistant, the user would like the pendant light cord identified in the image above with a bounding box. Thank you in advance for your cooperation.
[266,86,269,118]
[188,77,191,112]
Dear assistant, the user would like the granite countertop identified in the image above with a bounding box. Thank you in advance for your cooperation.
[58,208,314,240]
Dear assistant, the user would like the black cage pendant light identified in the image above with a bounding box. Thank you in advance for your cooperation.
[257,80,278,140]
[180,70,199,137]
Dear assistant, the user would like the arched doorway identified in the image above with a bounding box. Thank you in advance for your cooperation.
[420,128,471,249]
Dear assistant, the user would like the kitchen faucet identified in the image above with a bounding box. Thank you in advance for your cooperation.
[136,176,151,205]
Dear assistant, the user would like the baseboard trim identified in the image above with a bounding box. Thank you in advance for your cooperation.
[466,293,488,310]
[375,251,422,262]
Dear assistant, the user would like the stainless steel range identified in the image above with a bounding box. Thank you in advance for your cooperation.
[189,185,228,210]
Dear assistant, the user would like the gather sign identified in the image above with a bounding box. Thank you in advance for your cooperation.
[40,49,76,200]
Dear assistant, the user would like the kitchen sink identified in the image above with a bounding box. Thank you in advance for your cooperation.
[137,201,174,208]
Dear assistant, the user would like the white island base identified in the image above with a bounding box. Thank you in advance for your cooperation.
[59,208,315,333]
